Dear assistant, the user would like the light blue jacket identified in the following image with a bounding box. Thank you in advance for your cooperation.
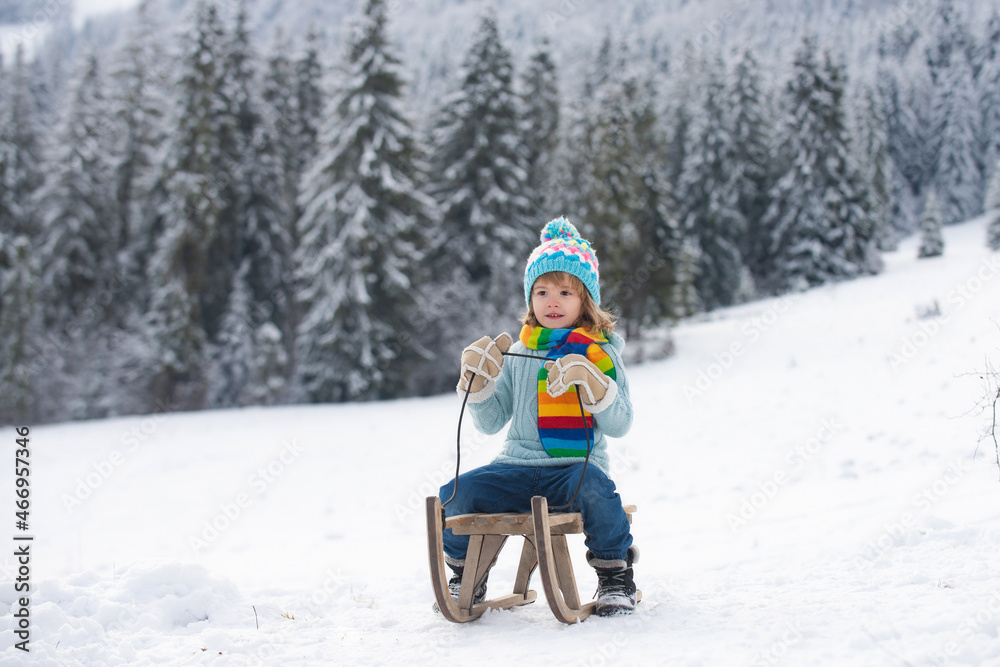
[468,332,633,476]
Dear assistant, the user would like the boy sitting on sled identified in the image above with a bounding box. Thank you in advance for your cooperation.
[440,217,638,617]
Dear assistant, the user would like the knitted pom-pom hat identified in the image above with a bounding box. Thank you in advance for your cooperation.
[523,217,601,306]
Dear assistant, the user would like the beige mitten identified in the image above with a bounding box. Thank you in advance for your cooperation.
[457,333,513,402]
[544,354,618,413]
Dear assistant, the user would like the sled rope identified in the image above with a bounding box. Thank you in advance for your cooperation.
[443,351,593,513]
[442,372,475,510]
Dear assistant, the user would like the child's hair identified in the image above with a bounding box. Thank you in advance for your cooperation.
[522,272,618,334]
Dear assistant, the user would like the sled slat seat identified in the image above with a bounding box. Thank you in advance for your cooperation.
[428,497,638,624]
[445,505,636,536]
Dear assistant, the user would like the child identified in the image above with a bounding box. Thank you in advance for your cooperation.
[439,217,638,617]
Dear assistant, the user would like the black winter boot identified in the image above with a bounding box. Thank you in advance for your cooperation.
[588,546,639,617]
[447,563,488,605]
[433,560,488,612]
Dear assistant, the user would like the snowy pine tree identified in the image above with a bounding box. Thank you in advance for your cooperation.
[110,0,169,275]
[878,61,930,202]
[195,1,257,346]
[427,8,533,323]
[261,29,300,246]
[144,223,209,410]
[671,238,702,320]
[244,321,288,406]
[210,260,255,407]
[262,27,319,380]
[760,36,881,294]
[918,190,944,258]
[612,76,677,333]
[294,0,434,402]
[292,25,325,231]
[231,118,291,386]
[924,0,972,87]
[986,162,1000,251]
[978,28,1000,204]
[559,38,680,336]
[853,82,899,250]
[519,37,560,217]
[569,54,644,324]
[933,52,983,225]
[0,237,36,423]
[876,11,921,65]
[663,41,699,191]
[141,0,237,409]
[878,57,931,232]
[629,155,683,332]
[677,52,748,310]
[730,47,774,285]
[546,34,616,227]
[968,7,996,79]
[209,1,293,406]
[84,1,175,417]
[0,45,44,242]
[28,51,126,420]
[986,8,1000,64]
[37,53,118,330]
[226,1,259,144]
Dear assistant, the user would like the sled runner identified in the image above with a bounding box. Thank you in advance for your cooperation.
[426,495,638,623]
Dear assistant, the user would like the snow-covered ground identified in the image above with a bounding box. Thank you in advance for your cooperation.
[3,216,1000,665]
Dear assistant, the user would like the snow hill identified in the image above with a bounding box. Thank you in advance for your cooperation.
[3,217,1000,666]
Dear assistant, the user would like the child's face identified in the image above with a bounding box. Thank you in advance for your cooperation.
[531,275,583,329]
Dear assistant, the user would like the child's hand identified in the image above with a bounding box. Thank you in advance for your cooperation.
[457,333,513,401]
[544,354,616,411]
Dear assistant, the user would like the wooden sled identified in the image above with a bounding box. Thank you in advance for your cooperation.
[426,495,638,623]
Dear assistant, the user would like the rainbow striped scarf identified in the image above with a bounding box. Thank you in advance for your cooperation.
[519,325,616,458]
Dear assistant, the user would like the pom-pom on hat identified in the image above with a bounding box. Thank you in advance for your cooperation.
[524,217,601,306]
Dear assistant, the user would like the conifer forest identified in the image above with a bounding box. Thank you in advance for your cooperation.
[1,0,999,424]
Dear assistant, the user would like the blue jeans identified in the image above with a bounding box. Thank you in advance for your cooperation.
[438,462,633,563]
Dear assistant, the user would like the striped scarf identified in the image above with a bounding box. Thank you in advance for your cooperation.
[519,325,616,458]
